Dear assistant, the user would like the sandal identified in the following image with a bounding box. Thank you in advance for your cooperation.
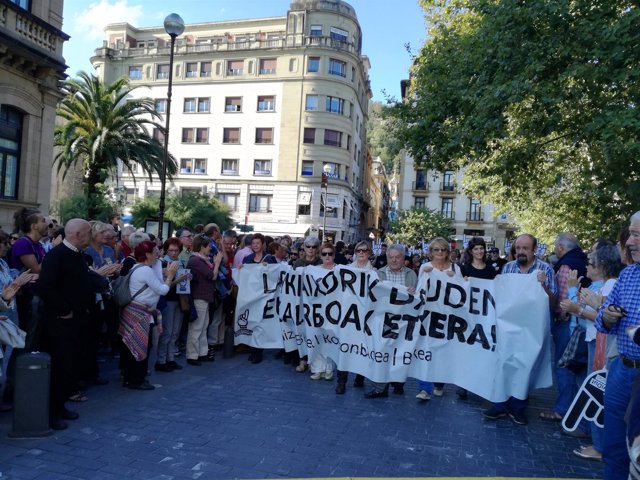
[295,361,308,373]
[539,410,562,422]
[68,391,88,403]
[573,445,602,461]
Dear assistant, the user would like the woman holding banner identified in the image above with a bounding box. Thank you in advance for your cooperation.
[416,237,463,400]
[309,242,337,381]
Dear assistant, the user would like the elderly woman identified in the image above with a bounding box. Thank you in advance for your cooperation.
[120,231,150,275]
[351,240,373,269]
[561,242,623,461]
[186,234,222,366]
[119,240,178,390]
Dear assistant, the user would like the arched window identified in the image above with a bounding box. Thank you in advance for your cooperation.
[0,105,23,199]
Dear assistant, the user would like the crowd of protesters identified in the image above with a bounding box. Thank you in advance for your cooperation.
[0,207,638,480]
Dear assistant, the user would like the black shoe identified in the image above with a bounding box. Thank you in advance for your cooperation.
[456,387,468,400]
[187,359,202,366]
[250,356,262,364]
[166,361,182,370]
[509,410,529,426]
[393,385,405,395]
[50,417,68,430]
[155,363,174,372]
[127,381,155,391]
[198,355,215,362]
[483,406,508,420]
[335,382,346,395]
[353,376,364,388]
[60,408,79,420]
[364,389,388,399]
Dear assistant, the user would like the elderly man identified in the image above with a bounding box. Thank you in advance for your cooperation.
[119,225,135,259]
[38,219,95,430]
[596,211,640,480]
[177,228,194,268]
[540,233,589,423]
[483,233,558,425]
[364,244,417,398]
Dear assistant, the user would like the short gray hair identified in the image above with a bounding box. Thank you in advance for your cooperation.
[631,211,640,224]
[128,231,150,250]
[556,232,579,250]
[593,244,624,279]
[304,236,320,247]
[386,244,405,257]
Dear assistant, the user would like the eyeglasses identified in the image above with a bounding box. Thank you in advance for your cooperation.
[431,248,448,253]
[305,245,318,249]
[356,248,369,253]
[321,251,334,256]
[9,236,18,241]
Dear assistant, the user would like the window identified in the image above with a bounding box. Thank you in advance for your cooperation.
[320,194,339,218]
[414,197,425,209]
[253,159,272,176]
[126,188,137,203]
[297,192,312,215]
[154,99,167,114]
[223,128,241,144]
[305,95,318,111]
[298,204,311,215]
[324,162,339,179]
[218,193,239,211]
[228,60,243,76]
[442,170,455,191]
[310,25,322,37]
[225,97,242,112]
[181,187,201,197]
[200,62,212,77]
[255,128,273,144]
[181,128,194,143]
[180,158,192,173]
[326,96,344,114]
[179,158,207,174]
[249,194,272,213]
[153,128,165,144]
[156,64,170,79]
[0,105,22,199]
[303,128,316,144]
[301,161,314,176]
[468,198,482,221]
[197,97,210,113]
[330,27,348,43]
[415,169,427,190]
[183,98,196,113]
[9,0,30,10]
[324,129,342,147]
[186,62,198,77]
[259,58,276,74]
[221,159,239,175]
[308,56,320,73]
[441,198,454,218]
[329,58,346,77]
[257,95,275,112]
[195,128,209,143]
[128,65,142,80]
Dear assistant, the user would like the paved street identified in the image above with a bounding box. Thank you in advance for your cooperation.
[0,349,603,480]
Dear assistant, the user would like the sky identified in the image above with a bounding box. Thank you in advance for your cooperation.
[62,0,427,102]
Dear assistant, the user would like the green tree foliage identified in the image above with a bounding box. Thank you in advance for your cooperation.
[367,101,404,174]
[387,207,453,246]
[130,193,233,232]
[54,72,177,219]
[389,0,639,244]
[56,189,114,224]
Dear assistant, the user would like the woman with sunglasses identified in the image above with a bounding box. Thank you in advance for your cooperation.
[309,242,337,381]
[415,237,463,401]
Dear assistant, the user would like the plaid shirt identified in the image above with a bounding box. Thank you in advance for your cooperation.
[502,257,558,295]
[554,265,571,320]
[595,262,640,360]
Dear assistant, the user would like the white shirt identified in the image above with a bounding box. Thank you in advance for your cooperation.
[129,263,169,307]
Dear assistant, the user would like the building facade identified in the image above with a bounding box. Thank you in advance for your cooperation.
[90,0,371,241]
[0,0,69,228]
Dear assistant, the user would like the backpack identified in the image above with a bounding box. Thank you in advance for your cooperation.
[110,264,148,307]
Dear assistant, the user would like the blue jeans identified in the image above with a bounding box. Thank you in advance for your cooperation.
[603,357,636,480]
[552,319,576,415]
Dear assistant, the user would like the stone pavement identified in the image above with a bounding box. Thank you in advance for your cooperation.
[0,349,603,480]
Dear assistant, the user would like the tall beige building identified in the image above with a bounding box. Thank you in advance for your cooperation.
[91,0,371,241]
[0,0,68,228]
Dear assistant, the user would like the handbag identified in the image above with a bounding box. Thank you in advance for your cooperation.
[558,324,588,374]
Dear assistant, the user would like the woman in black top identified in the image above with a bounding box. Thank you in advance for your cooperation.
[461,237,498,280]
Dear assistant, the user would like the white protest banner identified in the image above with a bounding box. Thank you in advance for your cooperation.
[234,265,552,402]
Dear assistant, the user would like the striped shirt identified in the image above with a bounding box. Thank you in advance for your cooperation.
[501,257,558,295]
[595,262,640,360]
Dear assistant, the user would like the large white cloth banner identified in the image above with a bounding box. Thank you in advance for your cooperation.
[234,264,552,402]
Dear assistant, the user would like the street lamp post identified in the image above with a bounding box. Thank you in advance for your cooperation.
[321,163,331,242]
[157,13,185,240]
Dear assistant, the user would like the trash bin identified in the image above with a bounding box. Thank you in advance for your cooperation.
[9,352,52,438]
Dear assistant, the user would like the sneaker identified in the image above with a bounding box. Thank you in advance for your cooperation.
[573,445,602,461]
[310,372,324,380]
[416,390,431,401]
[433,386,444,397]
[483,406,508,420]
[324,371,334,381]
[509,410,528,425]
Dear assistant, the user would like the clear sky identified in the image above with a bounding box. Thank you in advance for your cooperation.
[62,0,427,102]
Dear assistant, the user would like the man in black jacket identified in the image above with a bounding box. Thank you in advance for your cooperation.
[38,219,94,430]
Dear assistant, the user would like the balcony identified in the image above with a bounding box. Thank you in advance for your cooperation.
[440,182,457,194]
[412,181,428,191]
[441,210,456,219]
[466,212,484,222]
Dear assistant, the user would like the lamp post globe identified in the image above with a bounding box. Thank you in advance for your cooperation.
[157,13,184,240]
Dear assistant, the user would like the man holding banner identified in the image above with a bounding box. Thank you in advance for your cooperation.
[483,233,557,425]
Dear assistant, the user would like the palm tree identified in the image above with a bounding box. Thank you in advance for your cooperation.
[54,71,177,219]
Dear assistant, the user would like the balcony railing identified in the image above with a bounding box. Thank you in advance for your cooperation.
[5,2,68,57]
[466,212,483,222]
[441,210,455,219]
[440,182,456,193]
[412,181,428,191]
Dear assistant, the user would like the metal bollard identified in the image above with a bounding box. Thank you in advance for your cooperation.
[223,325,235,359]
[9,352,52,438]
